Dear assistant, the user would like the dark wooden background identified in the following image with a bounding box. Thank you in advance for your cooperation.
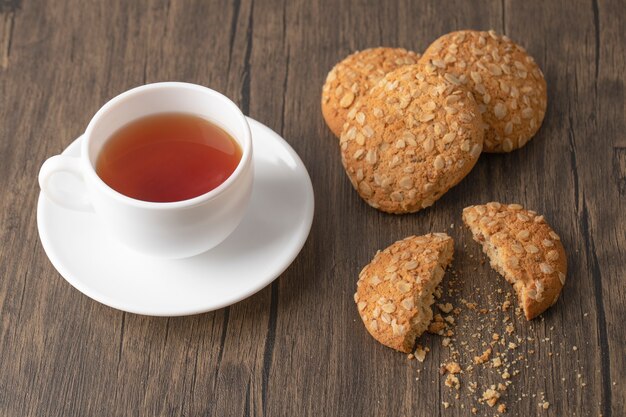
[0,0,624,415]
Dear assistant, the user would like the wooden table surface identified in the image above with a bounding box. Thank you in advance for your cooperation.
[1,0,624,416]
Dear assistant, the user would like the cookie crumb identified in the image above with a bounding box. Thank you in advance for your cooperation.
[414,345,428,362]
[438,302,454,313]
[445,361,461,374]
[482,388,500,407]
[445,373,460,389]
[474,348,492,364]
[428,321,446,334]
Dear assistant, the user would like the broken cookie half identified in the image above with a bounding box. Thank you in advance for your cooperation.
[354,233,454,353]
[462,202,566,320]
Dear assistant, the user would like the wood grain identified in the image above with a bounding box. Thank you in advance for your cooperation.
[0,0,623,416]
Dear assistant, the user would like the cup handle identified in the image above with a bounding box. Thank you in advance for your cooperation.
[38,155,93,212]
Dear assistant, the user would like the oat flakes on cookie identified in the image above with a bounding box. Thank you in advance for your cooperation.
[354,233,454,352]
[462,202,566,320]
[340,63,484,214]
[322,47,420,137]
[420,30,547,152]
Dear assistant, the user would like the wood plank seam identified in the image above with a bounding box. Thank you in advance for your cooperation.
[581,199,612,416]
[213,307,230,387]
[613,147,626,196]
[227,0,242,76]
[240,0,254,115]
[0,11,15,69]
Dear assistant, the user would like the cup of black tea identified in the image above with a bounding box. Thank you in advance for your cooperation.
[39,82,254,258]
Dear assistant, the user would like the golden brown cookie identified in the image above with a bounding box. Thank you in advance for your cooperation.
[340,63,484,214]
[354,233,454,353]
[420,30,547,152]
[462,202,566,320]
[321,48,420,137]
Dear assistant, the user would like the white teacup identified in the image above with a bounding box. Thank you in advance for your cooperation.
[38,82,254,259]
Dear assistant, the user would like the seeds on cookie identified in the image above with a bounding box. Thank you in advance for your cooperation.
[340,63,484,214]
[419,30,547,153]
[462,203,567,320]
[354,233,454,353]
[321,47,420,138]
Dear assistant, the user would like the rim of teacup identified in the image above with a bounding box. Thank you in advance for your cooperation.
[81,82,253,210]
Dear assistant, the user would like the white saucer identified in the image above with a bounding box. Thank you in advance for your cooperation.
[37,117,314,316]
